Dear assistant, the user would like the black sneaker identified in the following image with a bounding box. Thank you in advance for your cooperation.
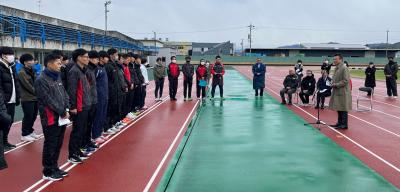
[88,142,99,149]
[43,172,63,181]
[56,169,69,177]
[4,142,16,151]
[68,155,83,164]
[79,153,89,160]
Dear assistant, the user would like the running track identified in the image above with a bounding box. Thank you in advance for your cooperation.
[235,66,400,189]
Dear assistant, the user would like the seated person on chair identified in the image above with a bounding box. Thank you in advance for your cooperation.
[315,70,332,109]
[299,70,316,105]
[280,69,298,105]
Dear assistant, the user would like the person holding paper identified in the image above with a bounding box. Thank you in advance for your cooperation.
[196,59,208,100]
[35,53,70,181]
[315,70,332,109]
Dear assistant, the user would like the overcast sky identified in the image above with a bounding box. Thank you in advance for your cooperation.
[1,0,399,49]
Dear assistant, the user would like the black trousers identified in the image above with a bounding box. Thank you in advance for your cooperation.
[124,90,135,115]
[316,92,331,107]
[183,78,193,98]
[299,92,312,104]
[42,124,66,175]
[107,98,118,130]
[133,86,142,111]
[386,77,398,96]
[337,111,348,126]
[83,105,97,148]
[0,130,7,170]
[21,101,38,136]
[169,78,178,99]
[69,110,89,157]
[155,78,165,98]
[255,89,264,96]
[196,80,206,98]
[211,84,223,98]
[280,88,296,103]
[3,104,15,144]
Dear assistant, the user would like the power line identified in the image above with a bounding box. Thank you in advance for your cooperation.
[121,26,248,35]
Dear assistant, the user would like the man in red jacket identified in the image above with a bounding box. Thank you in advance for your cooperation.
[210,55,225,100]
[168,56,180,101]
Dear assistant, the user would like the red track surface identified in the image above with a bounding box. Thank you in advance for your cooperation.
[0,78,199,192]
[235,66,400,189]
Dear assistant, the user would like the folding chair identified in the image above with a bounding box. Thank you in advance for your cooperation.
[356,87,373,112]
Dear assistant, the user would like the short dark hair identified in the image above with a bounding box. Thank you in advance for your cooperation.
[0,46,14,55]
[72,48,88,62]
[20,53,34,65]
[44,53,60,67]
[170,56,176,60]
[107,48,118,56]
[156,57,162,62]
[334,53,343,60]
[88,50,100,59]
[141,57,147,64]
[388,56,394,60]
[51,50,64,59]
[133,54,140,60]
[127,52,135,57]
[62,55,69,61]
[121,53,129,59]
[185,56,191,60]
[98,51,109,59]
[297,60,302,63]
[215,55,221,59]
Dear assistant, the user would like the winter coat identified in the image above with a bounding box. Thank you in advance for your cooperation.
[364,66,376,88]
[329,63,352,112]
[252,63,266,89]
[18,66,37,102]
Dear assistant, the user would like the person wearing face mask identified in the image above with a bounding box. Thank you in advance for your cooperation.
[210,55,225,100]
[182,56,194,101]
[252,58,266,97]
[196,59,208,100]
[384,56,398,99]
[0,46,20,151]
[168,56,180,101]
[364,62,376,96]
[35,53,70,181]
[294,60,304,85]
[315,70,332,109]
[153,57,166,101]
[321,59,331,75]
[299,70,316,105]
[18,53,40,142]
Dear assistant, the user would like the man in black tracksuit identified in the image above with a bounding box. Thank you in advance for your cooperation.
[0,91,11,170]
[67,49,92,164]
[132,54,144,111]
[128,53,139,112]
[384,57,398,98]
[83,50,99,152]
[182,56,194,101]
[116,55,128,120]
[35,53,70,180]
[280,69,298,105]
[0,46,20,151]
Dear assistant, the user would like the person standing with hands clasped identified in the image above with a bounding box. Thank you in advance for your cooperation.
[252,58,266,97]
[329,54,352,129]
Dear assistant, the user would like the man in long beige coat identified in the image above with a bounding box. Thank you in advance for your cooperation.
[329,54,352,129]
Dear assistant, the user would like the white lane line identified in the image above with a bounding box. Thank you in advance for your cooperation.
[266,78,400,138]
[143,100,200,192]
[27,87,184,192]
[264,86,400,173]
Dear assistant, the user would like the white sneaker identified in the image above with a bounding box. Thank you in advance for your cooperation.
[111,127,120,132]
[104,129,116,135]
[30,132,41,139]
[126,113,135,119]
[394,96,398,99]
[21,135,36,142]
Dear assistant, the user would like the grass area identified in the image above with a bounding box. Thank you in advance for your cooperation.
[349,69,400,83]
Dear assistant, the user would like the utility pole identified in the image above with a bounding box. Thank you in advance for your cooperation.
[37,0,41,14]
[104,1,111,37]
[240,39,244,56]
[248,23,255,55]
[386,30,389,58]
[153,31,157,55]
